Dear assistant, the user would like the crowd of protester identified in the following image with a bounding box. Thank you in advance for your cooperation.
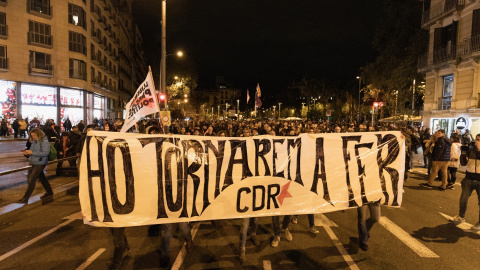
[12,115,480,269]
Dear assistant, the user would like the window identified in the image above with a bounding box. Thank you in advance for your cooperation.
[0,0,6,7]
[0,12,6,38]
[28,20,52,47]
[0,45,7,69]
[29,51,52,70]
[69,58,86,80]
[440,75,453,110]
[91,67,95,82]
[69,31,86,55]
[68,4,86,29]
[27,0,52,17]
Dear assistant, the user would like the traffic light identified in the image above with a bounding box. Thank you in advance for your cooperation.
[158,93,167,109]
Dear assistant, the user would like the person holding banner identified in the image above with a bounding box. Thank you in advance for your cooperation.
[357,201,381,251]
[238,128,259,264]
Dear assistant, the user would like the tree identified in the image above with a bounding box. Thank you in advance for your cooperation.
[360,0,427,116]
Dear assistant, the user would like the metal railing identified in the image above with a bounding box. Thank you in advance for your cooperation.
[438,96,452,110]
[422,0,465,27]
[0,156,78,177]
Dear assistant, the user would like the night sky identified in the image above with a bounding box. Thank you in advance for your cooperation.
[133,0,384,95]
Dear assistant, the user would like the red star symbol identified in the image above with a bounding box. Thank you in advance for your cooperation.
[277,181,293,206]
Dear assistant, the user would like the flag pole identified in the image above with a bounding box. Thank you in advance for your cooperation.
[149,66,162,119]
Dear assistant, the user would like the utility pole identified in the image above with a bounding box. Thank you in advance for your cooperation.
[161,0,166,108]
[412,79,416,113]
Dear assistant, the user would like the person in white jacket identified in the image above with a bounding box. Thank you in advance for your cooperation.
[447,133,462,189]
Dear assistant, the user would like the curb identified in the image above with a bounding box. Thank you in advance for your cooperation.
[0,180,79,220]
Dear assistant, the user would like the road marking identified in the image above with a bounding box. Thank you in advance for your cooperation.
[263,260,272,270]
[439,212,480,234]
[171,222,203,270]
[315,213,338,227]
[379,217,439,258]
[322,225,360,270]
[0,218,77,262]
[75,248,106,270]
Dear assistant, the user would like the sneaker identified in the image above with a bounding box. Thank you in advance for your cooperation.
[282,229,293,241]
[446,183,455,189]
[359,243,369,251]
[40,192,53,199]
[250,236,260,246]
[420,183,434,188]
[309,226,320,234]
[449,215,465,224]
[291,216,298,224]
[438,186,446,191]
[271,236,280,247]
[470,223,480,231]
[17,197,29,204]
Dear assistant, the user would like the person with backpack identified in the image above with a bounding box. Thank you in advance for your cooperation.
[17,128,53,204]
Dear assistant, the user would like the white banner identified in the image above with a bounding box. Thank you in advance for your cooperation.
[120,72,159,133]
[79,131,405,227]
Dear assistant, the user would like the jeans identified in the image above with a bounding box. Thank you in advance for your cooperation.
[458,178,480,223]
[240,218,258,249]
[448,167,458,184]
[160,223,192,260]
[110,227,129,265]
[272,215,292,236]
[357,201,381,247]
[428,161,449,188]
[22,164,52,199]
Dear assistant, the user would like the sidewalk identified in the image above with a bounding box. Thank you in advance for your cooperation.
[0,163,79,219]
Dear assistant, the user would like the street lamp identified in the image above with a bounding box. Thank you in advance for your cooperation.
[356,76,361,122]
[273,105,276,119]
[237,99,239,115]
[278,103,282,118]
[394,90,398,116]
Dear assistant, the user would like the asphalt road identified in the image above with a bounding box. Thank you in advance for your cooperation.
[0,170,479,270]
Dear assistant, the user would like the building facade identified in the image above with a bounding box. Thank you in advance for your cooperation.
[419,0,480,136]
[0,0,146,129]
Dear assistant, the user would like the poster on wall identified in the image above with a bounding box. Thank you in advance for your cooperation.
[0,80,17,119]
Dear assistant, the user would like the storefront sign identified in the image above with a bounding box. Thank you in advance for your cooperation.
[21,85,56,105]
[60,88,83,106]
[79,131,405,227]
[456,117,468,130]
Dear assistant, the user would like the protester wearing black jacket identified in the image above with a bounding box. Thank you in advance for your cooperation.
[421,129,452,190]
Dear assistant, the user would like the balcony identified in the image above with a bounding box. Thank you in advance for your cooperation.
[91,52,101,66]
[27,32,53,48]
[28,62,53,77]
[99,39,107,50]
[106,25,113,37]
[438,96,452,110]
[460,35,480,58]
[101,60,108,70]
[27,0,52,19]
[113,37,119,44]
[418,44,457,71]
[91,76,100,87]
[91,28,101,43]
[422,0,465,28]
[119,65,130,76]
[91,5,101,20]
[0,57,7,71]
[98,16,107,28]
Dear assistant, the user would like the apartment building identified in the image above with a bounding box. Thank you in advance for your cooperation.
[0,0,146,128]
[419,0,480,135]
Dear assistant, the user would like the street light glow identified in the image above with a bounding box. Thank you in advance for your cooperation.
[177,51,183,57]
